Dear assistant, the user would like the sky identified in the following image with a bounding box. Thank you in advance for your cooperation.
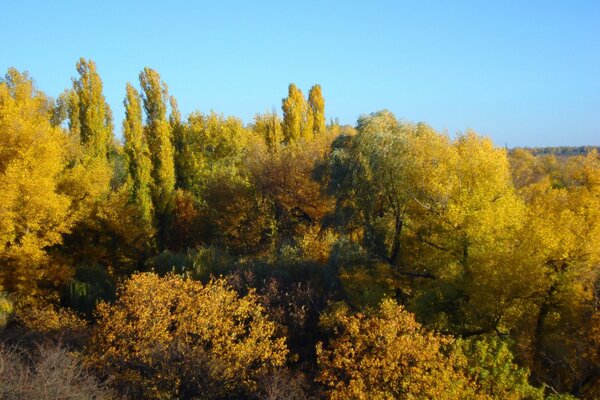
[1,1,599,147]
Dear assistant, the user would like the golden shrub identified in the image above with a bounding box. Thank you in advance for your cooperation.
[89,272,288,399]
[316,299,477,400]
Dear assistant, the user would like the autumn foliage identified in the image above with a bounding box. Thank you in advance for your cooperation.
[1,61,599,399]
[89,273,288,398]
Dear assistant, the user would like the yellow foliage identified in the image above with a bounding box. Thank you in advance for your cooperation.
[89,273,288,398]
[316,299,477,399]
[15,297,86,333]
[0,69,75,294]
[298,226,338,263]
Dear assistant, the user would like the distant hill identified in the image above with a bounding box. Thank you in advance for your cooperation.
[511,146,600,157]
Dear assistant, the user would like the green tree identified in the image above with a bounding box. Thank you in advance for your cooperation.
[455,336,544,400]
[69,58,114,159]
[180,111,269,254]
[323,111,541,338]
[139,67,176,246]
[123,83,153,225]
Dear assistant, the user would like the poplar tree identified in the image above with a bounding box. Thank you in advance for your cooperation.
[169,95,187,189]
[308,84,326,136]
[139,67,175,246]
[70,58,114,158]
[123,83,153,224]
[282,83,309,143]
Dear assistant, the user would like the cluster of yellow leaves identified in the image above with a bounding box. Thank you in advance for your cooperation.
[89,273,288,398]
[14,297,86,333]
[316,299,476,400]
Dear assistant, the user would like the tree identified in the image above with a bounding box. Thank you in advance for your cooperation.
[69,58,114,159]
[171,111,271,254]
[0,69,74,295]
[282,83,312,143]
[123,83,153,225]
[323,111,542,338]
[169,95,188,190]
[253,109,283,152]
[316,299,476,399]
[308,84,325,136]
[455,336,544,400]
[89,273,288,399]
[517,151,600,394]
[139,67,176,246]
[248,131,335,253]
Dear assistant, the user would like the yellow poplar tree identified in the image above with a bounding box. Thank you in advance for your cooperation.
[308,84,325,136]
[282,83,312,143]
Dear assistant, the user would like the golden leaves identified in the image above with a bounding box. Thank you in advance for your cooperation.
[89,273,288,398]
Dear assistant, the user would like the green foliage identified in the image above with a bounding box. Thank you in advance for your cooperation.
[123,82,153,225]
[455,336,544,400]
[62,264,115,316]
[146,247,235,281]
[0,292,13,328]
[139,67,176,219]
[70,58,114,159]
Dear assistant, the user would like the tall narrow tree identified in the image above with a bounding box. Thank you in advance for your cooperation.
[169,95,187,189]
[282,83,310,143]
[70,58,114,158]
[308,84,326,136]
[139,67,175,247]
[123,83,153,224]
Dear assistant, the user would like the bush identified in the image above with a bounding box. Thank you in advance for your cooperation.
[316,299,476,399]
[89,272,288,399]
[0,343,114,400]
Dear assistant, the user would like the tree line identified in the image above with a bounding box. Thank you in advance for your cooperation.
[0,58,599,399]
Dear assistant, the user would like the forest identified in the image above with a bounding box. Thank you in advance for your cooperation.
[0,58,598,399]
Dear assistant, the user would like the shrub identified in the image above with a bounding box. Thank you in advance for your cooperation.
[0,343,114,400]
[316,299,476,399]
[89,272,288,399]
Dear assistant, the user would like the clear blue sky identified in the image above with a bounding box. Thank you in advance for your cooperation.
[1,1,599,147]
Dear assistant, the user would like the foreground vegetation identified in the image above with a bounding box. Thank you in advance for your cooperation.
[0,59,598,399]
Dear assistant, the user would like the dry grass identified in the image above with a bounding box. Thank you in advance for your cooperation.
[0,343,115,400]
